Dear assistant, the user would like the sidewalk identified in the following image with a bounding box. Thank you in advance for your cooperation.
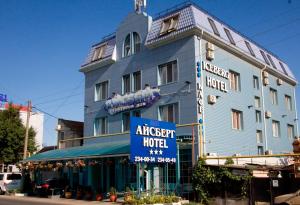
[0,195,122,205]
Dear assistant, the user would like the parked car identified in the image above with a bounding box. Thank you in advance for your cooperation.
[0,172,22,194]
[35,178,67,196]
[275,190,300,205]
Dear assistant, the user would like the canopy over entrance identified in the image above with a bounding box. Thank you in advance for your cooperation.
[23,141,130,162]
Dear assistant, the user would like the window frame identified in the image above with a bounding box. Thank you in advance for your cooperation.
[160,14,179,35]
[158,60,178,86]
[94,117,108,136]
[231,109,243,130]
[285,95,292,111]
[254,96,261,108]
[123,32,141,58]
[256,130,263,144]
[255,110,262,123]
[245,41,255,57]
[270,88,278,105]
[95,81,109,101]
[287,124,295,139]
[224,28,235,45]
[260,50,270,65]
[272,120,280,137]
[132,71,142,92]
[158,103,179,124]
[91,44,107,62]
[122,74,131,94]
[253,75,259,90]
[267,54,277,69]
[229,70,241,92]
[122,110,141,132]
[208,18,220,36]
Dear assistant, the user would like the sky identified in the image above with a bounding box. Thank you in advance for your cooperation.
[0,0,300,146]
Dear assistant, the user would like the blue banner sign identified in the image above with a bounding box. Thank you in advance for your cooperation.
[130,117,177,163]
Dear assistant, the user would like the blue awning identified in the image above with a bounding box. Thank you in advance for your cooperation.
[24,141,130,162]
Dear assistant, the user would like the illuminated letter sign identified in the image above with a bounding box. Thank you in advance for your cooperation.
[130,117,177,163]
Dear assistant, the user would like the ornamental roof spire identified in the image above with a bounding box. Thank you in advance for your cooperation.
[134,0,146,14]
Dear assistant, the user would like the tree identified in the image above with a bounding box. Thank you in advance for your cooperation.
[0,104,36,164]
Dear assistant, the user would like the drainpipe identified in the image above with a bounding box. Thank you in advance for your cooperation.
[293,87,299,137]
[261,66,268,151]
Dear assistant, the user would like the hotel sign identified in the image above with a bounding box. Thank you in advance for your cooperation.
[105,87,160,115]
[202,61,229,93]
[130,117,177,163]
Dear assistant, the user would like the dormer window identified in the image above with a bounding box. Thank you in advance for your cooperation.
[123,32,141,57]
[160,15,179,35]
[92,44,106,61]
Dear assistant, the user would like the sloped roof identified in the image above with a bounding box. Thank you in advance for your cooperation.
[145,2,296,81]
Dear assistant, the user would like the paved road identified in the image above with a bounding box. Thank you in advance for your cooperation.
[0,195,119,205]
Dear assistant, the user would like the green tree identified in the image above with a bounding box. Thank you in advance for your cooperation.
[0,104,36,164]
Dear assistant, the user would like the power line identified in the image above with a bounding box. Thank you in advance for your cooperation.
[33,106,58,119]
[34,92,82,106]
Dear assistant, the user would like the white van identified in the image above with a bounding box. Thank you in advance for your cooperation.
[0,173,22,194]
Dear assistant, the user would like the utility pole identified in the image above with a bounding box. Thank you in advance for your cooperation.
[23,100,32,160]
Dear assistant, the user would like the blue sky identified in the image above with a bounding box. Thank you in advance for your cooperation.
[0,0,299,146]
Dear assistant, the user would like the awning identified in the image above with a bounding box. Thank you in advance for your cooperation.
[23,141,130,162]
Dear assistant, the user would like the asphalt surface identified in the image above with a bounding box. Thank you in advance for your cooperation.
[0,195,120,205]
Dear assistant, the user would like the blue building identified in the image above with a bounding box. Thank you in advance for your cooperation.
[26,1,298,198]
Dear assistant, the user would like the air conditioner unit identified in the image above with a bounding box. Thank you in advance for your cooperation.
[263,71,269,78]
[277,78,283,86]
[56,124,62,131]
[206,50,214,61]
[265,150,273,155]
[206,42,215,51]
[263,77,269,86]
[265,111,272,118]
[207,95,217,104]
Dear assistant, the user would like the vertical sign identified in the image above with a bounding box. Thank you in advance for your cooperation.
[130,117,177,163]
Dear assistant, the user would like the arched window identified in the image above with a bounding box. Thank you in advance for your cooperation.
[123,34,131,57]
[123,32,141,57]
[133,32,141,54]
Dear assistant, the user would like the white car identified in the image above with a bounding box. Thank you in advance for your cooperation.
[0,172,22,194]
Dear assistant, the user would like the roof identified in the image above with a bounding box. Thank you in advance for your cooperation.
[24,141,130,162]
[81,1,296,82]
[145,2,296,81]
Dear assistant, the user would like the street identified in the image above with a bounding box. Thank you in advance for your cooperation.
[0,195,117,205]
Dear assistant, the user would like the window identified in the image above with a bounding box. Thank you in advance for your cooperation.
[133,32,141,54]
[160,15,179,35]
[122,110,141,132]
[253,76,259,90]
[270,88,278,105]
[224,28,235,45]
[122,112,131,132]
[272,120,280,137]
[208,18,220,36]
[285,95,292,111]
[255,110,262,123]
[133,71,141,92]
[257,146,264,155]
[124,34,131,57]
[254,96,261,108]
[123,32,141,57]
[7,174,21,180]
[287,124,295,139]
[158,60,178,85]
[122,74,131,94]
[94,117,108,136]
[245,41,255,57]
[231,109,243,130]
[256,130,263,143]
[59,132,65,141]
[260,50,270,65]
[279,62,288,76]
[267,54,277,69]
[92,44,106,61]
[159,103,179,123]
[229,70,240,91]
[95,81,108,101]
